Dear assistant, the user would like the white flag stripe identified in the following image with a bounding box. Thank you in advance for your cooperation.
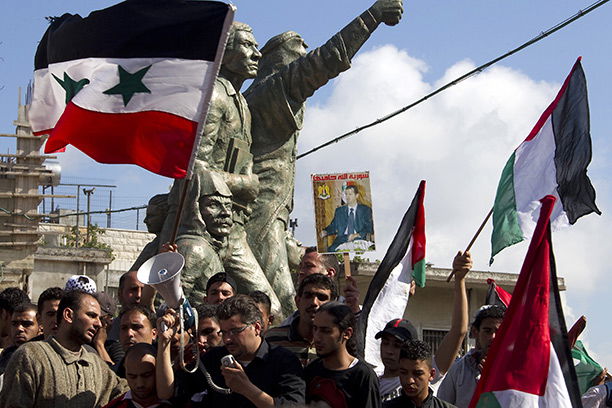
[364,242,413,375]
[490,346,572,407]
[513,116,569,241]
[30,57,214,133]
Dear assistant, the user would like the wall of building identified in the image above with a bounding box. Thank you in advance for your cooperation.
[30,223,154,300]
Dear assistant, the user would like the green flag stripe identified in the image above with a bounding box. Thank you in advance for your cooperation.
[475,392,502,408]
[412,258,426,288]
[490,151,524,264]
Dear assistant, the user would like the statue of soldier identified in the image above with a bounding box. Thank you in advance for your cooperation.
[131,193,168,271]
[244,0,404,312]
[173,168,233,302]
[161,22,281,314]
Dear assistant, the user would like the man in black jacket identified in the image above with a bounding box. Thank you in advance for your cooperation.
[384,340,456,408]
[197,295,305,407]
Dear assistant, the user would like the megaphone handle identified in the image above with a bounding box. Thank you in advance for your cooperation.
[179,304,199,374]
[160,321,169,333]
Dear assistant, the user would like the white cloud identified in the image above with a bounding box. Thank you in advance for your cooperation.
[294,45,563,268]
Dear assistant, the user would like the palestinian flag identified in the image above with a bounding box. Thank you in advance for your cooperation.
[484,278,512,308]
[30,0,234,178]
[490,57,600,264]
[470,195,582,408]
[572,340,603,395]
[359,180,425,371]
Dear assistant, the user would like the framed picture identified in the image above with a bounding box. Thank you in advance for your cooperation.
[312,171,375,254]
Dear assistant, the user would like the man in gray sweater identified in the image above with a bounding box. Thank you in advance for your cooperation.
[0,290,129,408]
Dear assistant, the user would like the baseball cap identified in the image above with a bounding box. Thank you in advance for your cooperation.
[64,275,97,294]
[95,292,117,316]
[205,272,237,292]
[375,318,418,342]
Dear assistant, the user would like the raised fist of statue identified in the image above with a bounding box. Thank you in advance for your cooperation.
[371,0,404,26]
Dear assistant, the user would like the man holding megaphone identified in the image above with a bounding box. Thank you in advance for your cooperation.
[191,295,305,407]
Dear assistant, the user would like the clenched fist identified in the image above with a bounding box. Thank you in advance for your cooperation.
[370,0,404,26]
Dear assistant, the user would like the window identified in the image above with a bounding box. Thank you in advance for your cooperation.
[422,329,448,354]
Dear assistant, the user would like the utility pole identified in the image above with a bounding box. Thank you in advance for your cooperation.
[107,190,112,228]
[83,187,95,244]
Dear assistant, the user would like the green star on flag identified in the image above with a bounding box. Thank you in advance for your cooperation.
[52,72,90,104]
[103,64,152,106]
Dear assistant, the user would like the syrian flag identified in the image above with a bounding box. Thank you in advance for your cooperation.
[470,195,582,408]
[490,57,600,264]
[30,0,234,178]
[484,278,512,308]
[359,180,425,372]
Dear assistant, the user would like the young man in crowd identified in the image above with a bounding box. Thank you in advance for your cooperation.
[0,290,128,407]
[384,340,456,408]
[197,295,305,407]
[250,290,275,333]
[195,303,222,356]
[296,247,360,314]
[266,274,338,367]
[0,287,30,349]
[204,272,236,305]
[0,303,40,375]
[111,304,158,377]
[305,302,381,408]
[103,343,172,408]
[119,305,157,353]
[437,304,506,408]
[378,251,472,401]
[109,270,146,341]
[36,287,64,339]
[377,318,419,401]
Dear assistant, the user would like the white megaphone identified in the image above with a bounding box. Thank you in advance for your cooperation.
[137,252,185,309]
[137,252,199,373]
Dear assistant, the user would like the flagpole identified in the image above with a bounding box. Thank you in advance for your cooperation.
[446,207,493,282]
[343,252,352,277]
[167,6,235,245]
[168,177,191,244]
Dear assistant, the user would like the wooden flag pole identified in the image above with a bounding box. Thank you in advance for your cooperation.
[343,252,352,277]
[446,207,493,283]
[169,177,191,245]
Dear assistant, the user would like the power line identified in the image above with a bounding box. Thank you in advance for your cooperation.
[0,204,146,220]
[297,0,609,160]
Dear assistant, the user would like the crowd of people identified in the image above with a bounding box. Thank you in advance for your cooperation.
[0,248,608,408]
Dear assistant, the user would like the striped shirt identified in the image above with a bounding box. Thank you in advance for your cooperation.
[265,317,317,368]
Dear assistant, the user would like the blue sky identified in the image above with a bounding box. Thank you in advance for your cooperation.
[1,1,611,367]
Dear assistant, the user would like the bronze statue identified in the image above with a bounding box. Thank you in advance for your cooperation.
[173,168,232,302]
[244,0,404,312]
[131,193,168,271]
[160,22,281,313]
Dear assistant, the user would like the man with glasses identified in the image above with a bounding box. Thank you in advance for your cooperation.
[196,295,305,407]
[266,274,338,367]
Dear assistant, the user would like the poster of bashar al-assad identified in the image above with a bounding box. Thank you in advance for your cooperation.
[312,171,375,254]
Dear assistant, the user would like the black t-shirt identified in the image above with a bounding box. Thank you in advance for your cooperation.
[304,358,381,408]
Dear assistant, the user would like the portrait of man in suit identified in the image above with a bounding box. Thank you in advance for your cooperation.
[320,184,374,252]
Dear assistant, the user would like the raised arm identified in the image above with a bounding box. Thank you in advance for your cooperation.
[156,309,179,401]
[434,251,471,374]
